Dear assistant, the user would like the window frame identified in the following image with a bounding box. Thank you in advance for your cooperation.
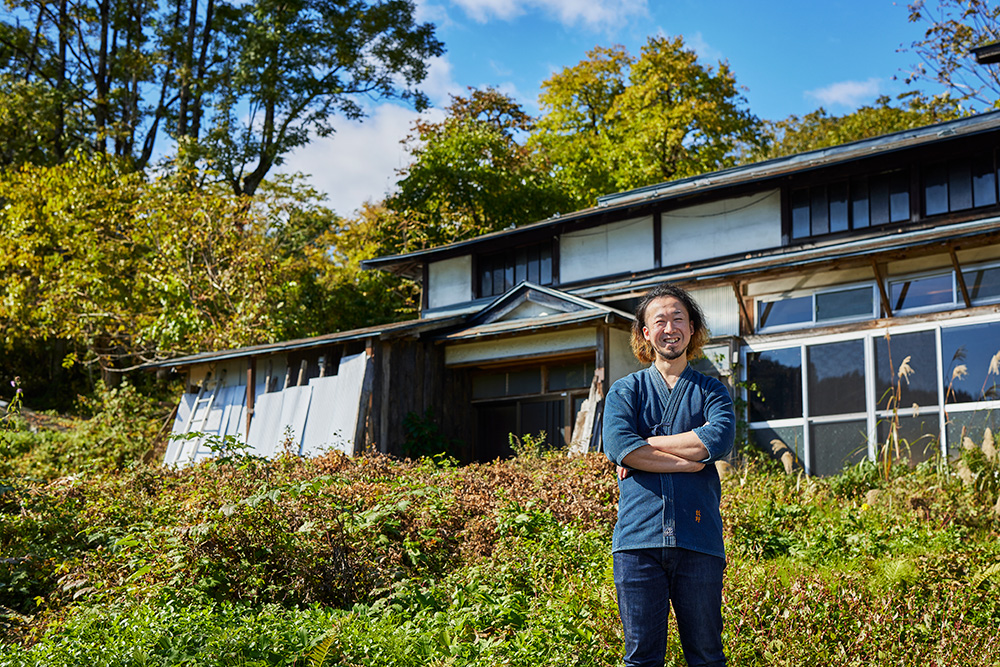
[886,271,957,316]
[788,169,911,242]
[476,240,556,299]
[755,283,879,333]
[743,312,1000,475]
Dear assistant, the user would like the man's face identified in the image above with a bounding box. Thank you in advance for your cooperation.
[642,296,692,362]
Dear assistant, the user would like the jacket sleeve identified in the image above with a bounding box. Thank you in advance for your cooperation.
[602,381,650,467]
[691,377,736,463]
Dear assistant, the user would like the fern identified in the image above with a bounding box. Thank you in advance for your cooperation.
[307,631,339,667]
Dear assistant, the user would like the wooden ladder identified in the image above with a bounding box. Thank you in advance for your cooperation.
[172,374,221,465]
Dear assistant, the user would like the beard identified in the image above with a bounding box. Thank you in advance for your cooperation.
[654,345,686,361]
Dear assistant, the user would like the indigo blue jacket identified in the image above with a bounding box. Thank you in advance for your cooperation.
[603,364,735,558]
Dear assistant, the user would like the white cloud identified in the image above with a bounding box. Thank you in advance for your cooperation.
[806,77,883,109]
[684,31,724,65]
[278,56,458,217]
[449,0,648,31]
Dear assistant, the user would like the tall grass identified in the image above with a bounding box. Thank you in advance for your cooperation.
[1,440,998,666]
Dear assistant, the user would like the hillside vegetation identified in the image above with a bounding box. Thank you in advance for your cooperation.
[1,415,999,666]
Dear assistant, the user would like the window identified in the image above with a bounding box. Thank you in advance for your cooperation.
[790,170,909,240]
[472,359,595,460]
[923,153,997,216]
[757,285,876,331]
[873,330,938,408]
[941,321,1000,403]
[478,242,553,298]
[888,274,954,312]
[807,340,865,416]
[746,347,802,421]
[746,315,1000,473]
[472,368,541,399]
[963,264,1000,304]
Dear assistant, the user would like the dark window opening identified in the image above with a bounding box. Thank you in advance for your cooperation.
[478,242,553,298]
[922,152,998,217]
[790,170,909,240]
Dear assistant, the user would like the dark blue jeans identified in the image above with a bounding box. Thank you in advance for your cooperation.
[613,548,726,667]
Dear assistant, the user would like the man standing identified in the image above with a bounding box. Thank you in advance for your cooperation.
[603,283,735,667]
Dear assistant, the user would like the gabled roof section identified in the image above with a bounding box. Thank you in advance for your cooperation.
[362,110,1000,278]
[437,283,633,342]
[468,281,633,326]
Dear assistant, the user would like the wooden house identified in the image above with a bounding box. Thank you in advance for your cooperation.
[152,110,1000,473]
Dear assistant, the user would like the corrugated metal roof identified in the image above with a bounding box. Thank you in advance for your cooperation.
[362,110,1000,275]
[141,314,464,370]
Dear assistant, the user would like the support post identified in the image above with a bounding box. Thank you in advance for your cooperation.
[949,246,972,308]
[246,357,256,442]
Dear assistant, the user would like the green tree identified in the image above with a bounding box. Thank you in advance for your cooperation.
[902,0,1000,109]
[531,45,629,207]
[390,87,572,243]
[608,36,761,190]
[531,36,761,207]
[749,92,965,161]
[0,156,384,392]
[0,0,443,194]
[206,0,444,196]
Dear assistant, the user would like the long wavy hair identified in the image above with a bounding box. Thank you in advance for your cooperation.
[629,283,709,363]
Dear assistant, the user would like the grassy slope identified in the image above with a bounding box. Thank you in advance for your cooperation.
[0,444,998,667]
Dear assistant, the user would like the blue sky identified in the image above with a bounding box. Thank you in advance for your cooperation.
[281,0,949,217]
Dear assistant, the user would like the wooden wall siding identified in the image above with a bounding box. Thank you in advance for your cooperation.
[560,216,655,284]
[690,284,741,338]
[428,255,473,309]
[368,338,474,459]
[661,190,781,268]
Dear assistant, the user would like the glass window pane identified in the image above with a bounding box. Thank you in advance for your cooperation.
[876,414,940,465]
[527,246,540,284]
[504,258,514,292]
[972,154,996,207]
[945,409,1000,455]
[942,321,1000,403]
[870,175,890,225]
[810,187,829,235]
[829,182,849,233]
[548,362,592,391]
[473,373,507,399]
[890,274,954,311]
[507,368,541,395]
[751,425,804,465]
[810,420,868,476]
[539,245,552,285]
[874,330,938,409]
[791,188,810,238]
[758,295,811,329]
[492,265,504,296]
[949,161,973,211]
[747,347,802,421]
[515,248,528,284]
[481,258,493,297]
[924,163,949,216]
[815,286,873,322]
[965,266,1000,303]
[851,177,870,228]
[890,171,910,222]
[807,340,866,416]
